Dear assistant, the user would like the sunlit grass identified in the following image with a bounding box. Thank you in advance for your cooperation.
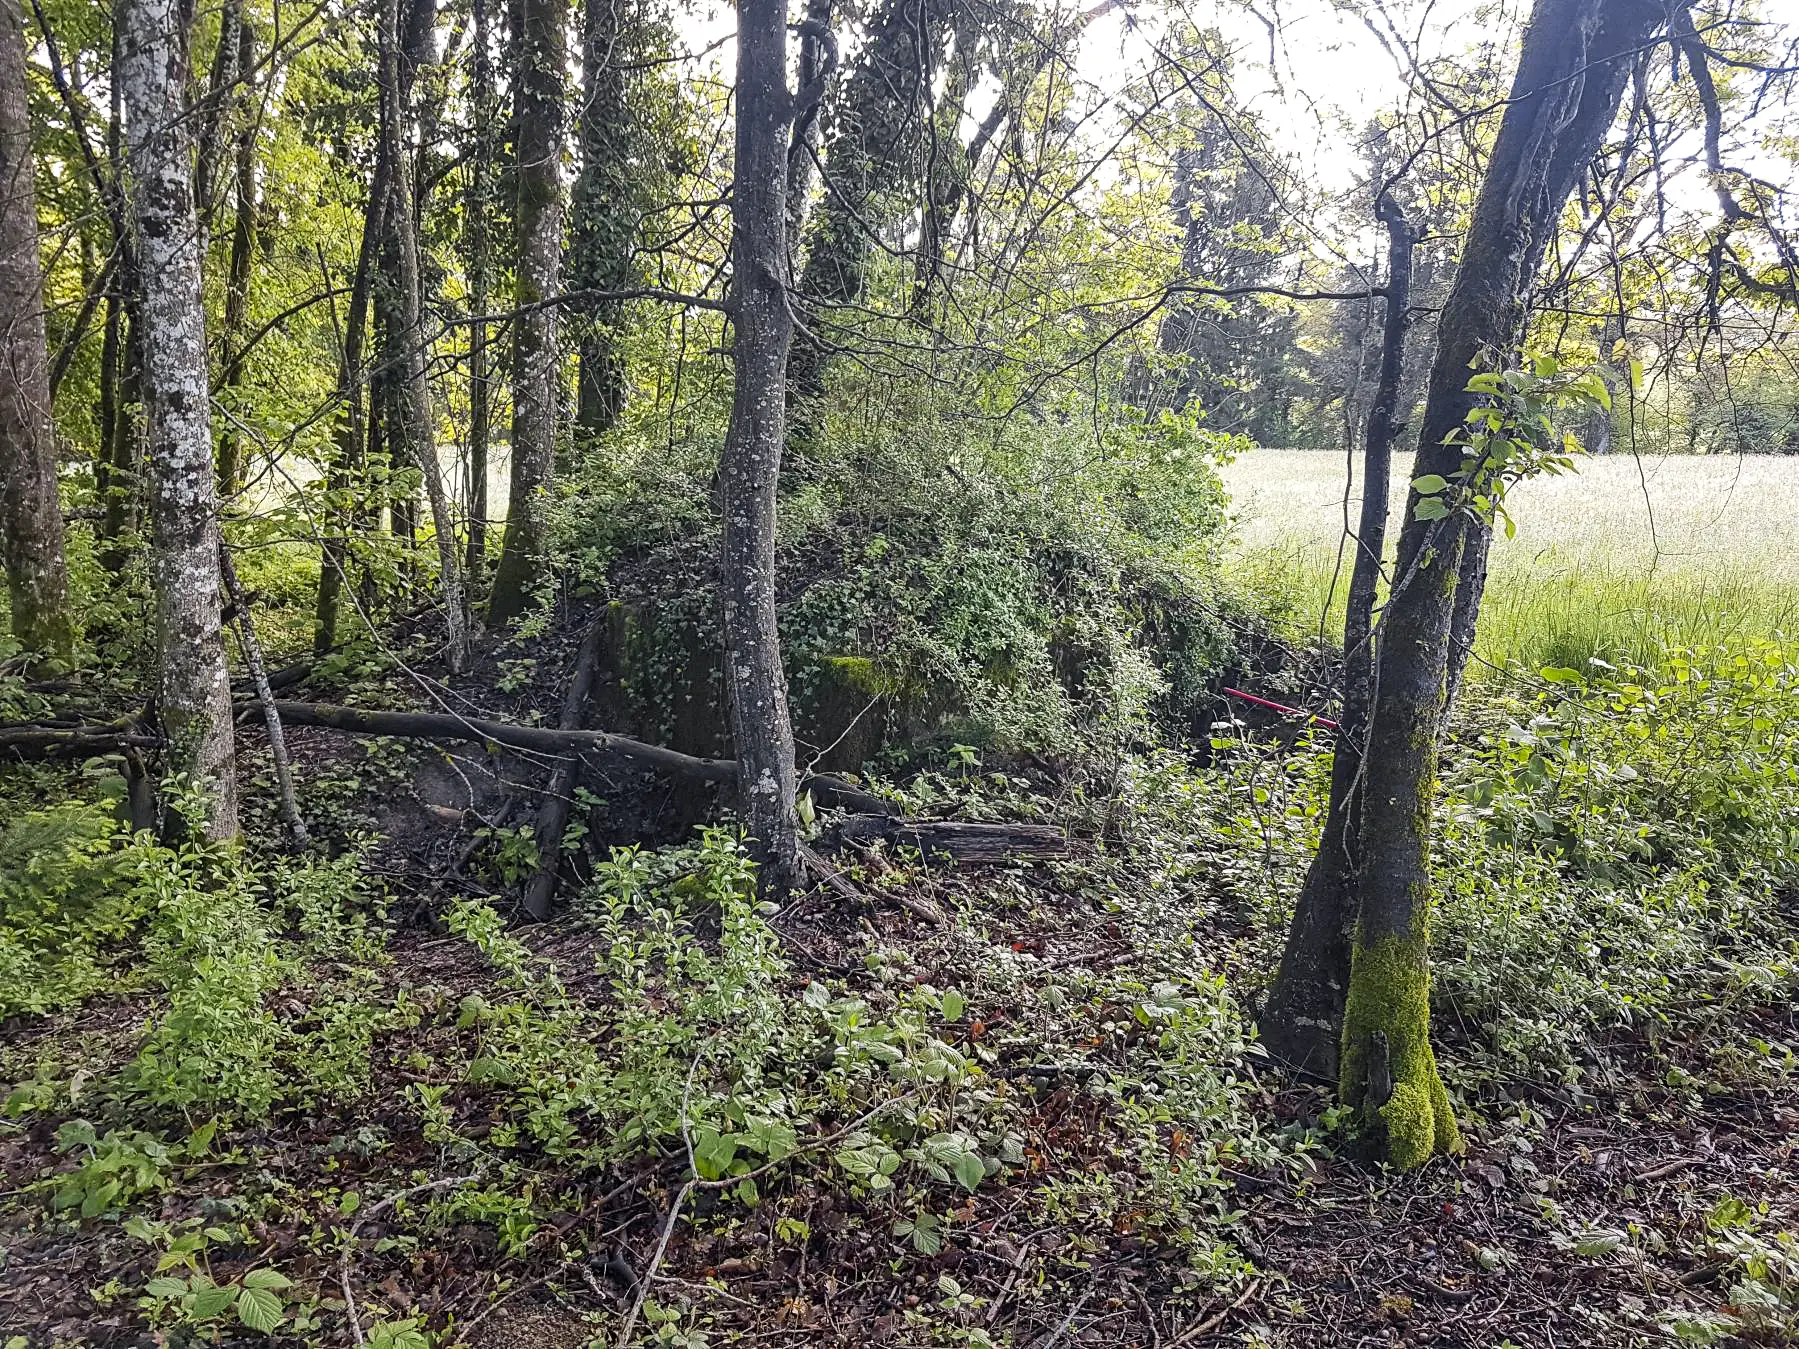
[1219,449,1799,675]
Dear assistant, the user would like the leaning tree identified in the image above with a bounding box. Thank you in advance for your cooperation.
[1261,0,1667,1167]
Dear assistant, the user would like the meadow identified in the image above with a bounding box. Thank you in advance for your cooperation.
[1220,449,1799,674]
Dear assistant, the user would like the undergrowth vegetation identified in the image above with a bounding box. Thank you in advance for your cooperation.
[3,630,1796,1343]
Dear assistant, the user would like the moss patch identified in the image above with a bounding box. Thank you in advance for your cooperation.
[1339,931,1462,1169]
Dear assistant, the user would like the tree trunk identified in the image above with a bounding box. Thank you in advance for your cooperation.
[487,0,566,625]
[786,0,952,413]
[120,0,239,839]
[1339,0,1662,1167]
[98,29,139,577]
[0,0,74,667]
[721,0,802,893]
[462,0,494,584]
[379,0,466,671]
[784,0,832,242]
[213,9,257,500]
[1439,519,1490,736]
[1260,196,1412,1080]
[569,0,635,440]
[315,139,390,654]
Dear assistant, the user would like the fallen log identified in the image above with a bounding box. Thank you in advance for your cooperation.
[0,723,162,759]
[833,814,1069,863]
[259,700,899,817]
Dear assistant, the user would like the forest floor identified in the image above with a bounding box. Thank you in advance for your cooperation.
[2,613,1796,1349]
[2,805,1794,1348]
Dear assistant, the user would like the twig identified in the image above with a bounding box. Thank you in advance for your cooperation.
[1635,1155,1709,1183]
[1033,1289,1094,1349]
[221,545,308,845]
[1167,1278,1262,1348]
[1132,1282,1163,1349]
[984,1239,1035,1327]
[339,1173,481,1345]
[614,1179,694,1349]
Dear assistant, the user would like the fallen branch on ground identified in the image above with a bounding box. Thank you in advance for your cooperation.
[834,814,1069,862]
[261,700,899,815]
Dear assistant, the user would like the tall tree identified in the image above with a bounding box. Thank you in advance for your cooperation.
[314,143,390,654]
[786,0,955,411]
[567,0,636,439]
[462,0,495,582]
[487,0,567,624]
[0,0,74,665]
[120,0,239,838]
[379,0,467,670]
[1259,196,1414,1078]
[1316,0,1664,1167]
[212,8,258,499]
[720,0,817,892]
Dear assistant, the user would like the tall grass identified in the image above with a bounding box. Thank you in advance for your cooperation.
[1219,450,1799,674]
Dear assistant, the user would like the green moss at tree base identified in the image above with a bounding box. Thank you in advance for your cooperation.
[1339,930,1462,1169]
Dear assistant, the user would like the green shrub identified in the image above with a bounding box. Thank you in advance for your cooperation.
[0,801,149,1016]
[1432,643,1799,1079]
[552,403,1245,763]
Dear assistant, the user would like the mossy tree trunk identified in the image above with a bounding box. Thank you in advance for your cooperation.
[212,8,258,502]
[1260,196,1413,1080]
[462,0,495,585]
[378,0,467,670]
[1338,0,1664,1167]
[568,0,638,441]
[315,119,390,654]
[786,0,954,416]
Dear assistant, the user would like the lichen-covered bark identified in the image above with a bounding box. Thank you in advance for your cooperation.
[0,0,74,666]
[1343,0,1662,1165]
[487,0,567,624]
[721,0,801,892]
[1261,197,1413,1079]
[120,0,238,838]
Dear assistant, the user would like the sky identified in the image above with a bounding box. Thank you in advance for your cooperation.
[667,0,1798,257]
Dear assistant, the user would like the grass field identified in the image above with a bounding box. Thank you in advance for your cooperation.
[1219,450,1799,674]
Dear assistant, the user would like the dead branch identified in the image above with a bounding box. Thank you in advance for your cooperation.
[260,699,898,815]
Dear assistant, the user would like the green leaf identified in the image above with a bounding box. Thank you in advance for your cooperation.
[693,1128,738,1181]
[81,1178,119,1217]
[1411,473,1448,494]
[186,1118,219,1155]
[240,1268,293,1290]
[1574,1228,1625,1257]
[1413,498,1450,521]
[143,1276,189,1300]
[940,988,965,1022]
[190,1281,239,1318]
[236,1284,286,1333]
[953,1150,985,1192]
